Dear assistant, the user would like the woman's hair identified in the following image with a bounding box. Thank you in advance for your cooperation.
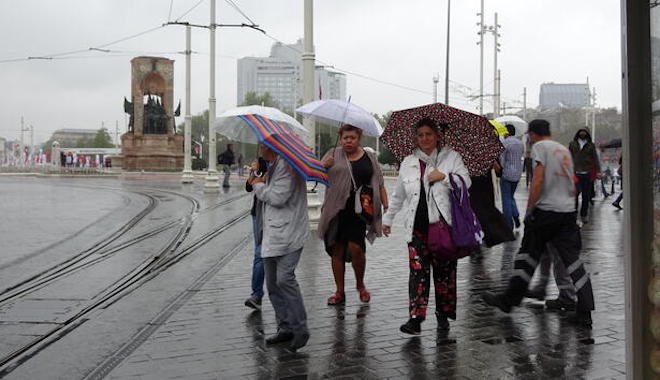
[338,124,362,137]
[415,118,437,131]
[415,118,450,132]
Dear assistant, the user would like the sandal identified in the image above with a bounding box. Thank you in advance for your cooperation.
[358,287,371,303]
[327,291,345,305]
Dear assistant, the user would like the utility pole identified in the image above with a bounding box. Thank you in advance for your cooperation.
[115,120,119,148]
[477,0,484,115]
[182,24,194,183]
[204,0,220,192]
[591,86,597,141]
[444,0,451,105]
[302,0,315,151]
[433,74,439,103]
[522,87,527,121]
[585,76,590,127]
[493,12,501,117]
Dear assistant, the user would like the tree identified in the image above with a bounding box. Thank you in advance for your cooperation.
[241,92,277,108]
[91,128,114,148]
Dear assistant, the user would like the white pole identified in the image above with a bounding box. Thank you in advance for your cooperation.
[182,25,194,183]
[115,120,119,148]
[493,13,500,118]
[433,74,439,103]
[479,0,484,115]
[591,86,597,141]
[523,87,527,120]
[204,0,219,192]
[444,0,451,105]
[302,0,315,151]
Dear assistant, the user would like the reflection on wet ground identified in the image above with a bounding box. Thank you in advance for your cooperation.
[107,190,625,379]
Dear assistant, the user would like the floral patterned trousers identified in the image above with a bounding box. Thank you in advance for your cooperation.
[407,229,457,320]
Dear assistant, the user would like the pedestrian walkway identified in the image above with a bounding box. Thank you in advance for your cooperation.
[106,193,626,379]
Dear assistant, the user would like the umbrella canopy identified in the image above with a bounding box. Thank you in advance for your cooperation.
[296,99,383,137]
[239,114,328,186]
[214,105,308,144]
[494,115,528,137]
[600,138,622,149]
[489,120,509,136]
[380,102,504,176]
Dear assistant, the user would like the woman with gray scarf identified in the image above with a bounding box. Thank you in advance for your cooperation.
[318,124,388,306]
[382,118,470,334]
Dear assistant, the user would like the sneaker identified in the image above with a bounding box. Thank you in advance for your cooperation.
[567,311,592,327]
[581,215,589,224]
[244,296,262,311]
[524,288,546,300]
[289,331,310,351]
[545,297,576,311]
[400,318,422,335]
[612,202,622,210]
[513,217,521,229]
[436,312,450,331]
[481,292,512,313]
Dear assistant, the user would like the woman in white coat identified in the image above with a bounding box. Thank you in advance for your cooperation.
[382,118,470,335]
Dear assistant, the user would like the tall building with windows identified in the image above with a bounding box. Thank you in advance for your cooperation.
[539,82,590,110]
[237,39,346,113]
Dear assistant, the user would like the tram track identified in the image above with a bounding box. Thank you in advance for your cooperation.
[0,189,248,307]
[0,191,251,377]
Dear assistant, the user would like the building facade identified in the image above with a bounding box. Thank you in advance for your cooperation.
[539,82,590,110]
[237,39,346,113]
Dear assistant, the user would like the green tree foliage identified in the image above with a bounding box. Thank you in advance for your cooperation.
[241,92,277,108]
[90,128,114,148]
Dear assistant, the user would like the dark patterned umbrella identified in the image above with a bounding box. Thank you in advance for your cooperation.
[380,102,504,176]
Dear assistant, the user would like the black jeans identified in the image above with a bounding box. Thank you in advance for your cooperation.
[505,209,594,312]
[575,173,592,217]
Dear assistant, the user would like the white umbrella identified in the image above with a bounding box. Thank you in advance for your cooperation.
[494,115,528,137]
[296,99,383,137]
[214,105,308,144]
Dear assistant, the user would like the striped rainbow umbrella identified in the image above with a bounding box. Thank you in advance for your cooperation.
[238,114,329,186]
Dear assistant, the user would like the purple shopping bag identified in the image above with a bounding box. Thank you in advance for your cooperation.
[448,173,483,248]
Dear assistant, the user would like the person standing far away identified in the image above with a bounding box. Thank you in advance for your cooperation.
[317,124,388,306]
[568,128,601,224]
[248,144,310,352]
[217,143,235,188]
[243,156,269,311]
[482,119,595,327]
[382,118,471,334]
[236,151,245,177]
[499,124,525,229]
[612,156,623,210]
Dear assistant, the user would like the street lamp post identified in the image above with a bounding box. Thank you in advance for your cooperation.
[182,24,194,183]
[204,0,220,192]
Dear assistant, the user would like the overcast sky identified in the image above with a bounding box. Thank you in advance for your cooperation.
[0,0,621,144]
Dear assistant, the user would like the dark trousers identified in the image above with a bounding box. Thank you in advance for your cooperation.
[575,173,592,217]
[505,209,594,312]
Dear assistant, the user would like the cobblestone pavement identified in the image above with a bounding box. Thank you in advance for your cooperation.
[106,186,625,380]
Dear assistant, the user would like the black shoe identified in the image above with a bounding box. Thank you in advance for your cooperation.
[435,312,450,331]
[513,217,521,228]
[289,332,310,351]
[612,202,622,210]
[567,311,592,327]
[400,318,422,335]
[545,298,576,311]
[524,288,546,300]
[244,296,262,311]
[481,292,512,313]
[265,331,294,345]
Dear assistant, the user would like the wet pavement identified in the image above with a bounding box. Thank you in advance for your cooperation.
[0,173,625,379]
[92,176,625,379]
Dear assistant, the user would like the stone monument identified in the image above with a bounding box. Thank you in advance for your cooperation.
[121,56,183,170]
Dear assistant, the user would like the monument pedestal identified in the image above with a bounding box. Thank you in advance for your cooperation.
[121,134,184,170]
